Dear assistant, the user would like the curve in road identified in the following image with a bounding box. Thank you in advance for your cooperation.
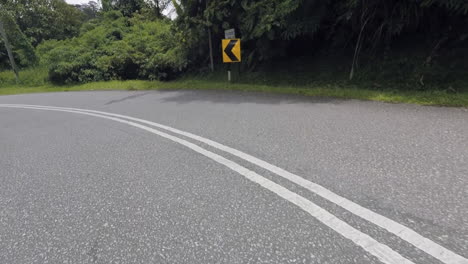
[1,104,466,264]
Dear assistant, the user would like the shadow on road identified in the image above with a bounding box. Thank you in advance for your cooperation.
[157,89,345,105]
[105,92,152,105]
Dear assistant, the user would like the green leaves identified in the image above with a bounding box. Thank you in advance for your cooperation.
[0,8,37,68]
[7,0,85,47]
[422,0,468,14]
[4,0,468,87]
[104,0,146,17]
[39,13,188,84]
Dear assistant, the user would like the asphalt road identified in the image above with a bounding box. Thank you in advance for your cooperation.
[0,91,467,264]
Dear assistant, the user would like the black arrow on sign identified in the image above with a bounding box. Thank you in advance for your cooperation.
[224,40,239,62]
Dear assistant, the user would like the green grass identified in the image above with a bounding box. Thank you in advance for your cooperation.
[0,67,49,87]
[1,69,467,107]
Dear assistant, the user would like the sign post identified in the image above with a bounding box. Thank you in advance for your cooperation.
[222,29,240,82]
[222,38,241,82]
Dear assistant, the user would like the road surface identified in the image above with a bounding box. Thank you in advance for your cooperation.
[0,91,467,264]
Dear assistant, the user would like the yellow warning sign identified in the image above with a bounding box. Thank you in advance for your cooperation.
[222,39,241,63]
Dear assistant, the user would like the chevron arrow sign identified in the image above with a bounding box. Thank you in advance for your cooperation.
[222,39,241,63]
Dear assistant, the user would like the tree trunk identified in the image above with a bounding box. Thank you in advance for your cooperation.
[155,0,161,18]
[208,28,214,72]
[0,17,19,83]
[349,11,371,81]
[206,0,214,72]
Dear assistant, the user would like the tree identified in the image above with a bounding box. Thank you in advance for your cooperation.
[0,10,19,82]
[172,0,329,68]
[0,4,37,71]
[3,0,85,46]
[101,0,146,16]
[147,0,172,18]
[332,0,468,80]
[75,1,100,21]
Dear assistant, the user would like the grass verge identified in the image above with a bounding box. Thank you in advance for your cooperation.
[1,70,467,107]
[1,79,467,107]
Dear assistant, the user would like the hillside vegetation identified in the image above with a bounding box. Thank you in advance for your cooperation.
[1,0,467,104]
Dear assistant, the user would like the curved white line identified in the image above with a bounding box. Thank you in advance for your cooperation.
[0,105,414,264]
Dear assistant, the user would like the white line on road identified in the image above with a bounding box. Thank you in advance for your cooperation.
[1,104,467,264]
[0,104,416,264]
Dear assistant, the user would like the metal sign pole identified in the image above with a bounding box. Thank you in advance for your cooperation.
[222,31,241,83]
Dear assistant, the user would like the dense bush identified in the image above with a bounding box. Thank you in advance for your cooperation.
[38,11,188,84]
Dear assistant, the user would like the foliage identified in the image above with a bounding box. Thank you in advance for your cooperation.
[171,0,330,67]
[101,0,146,16]
[74,1,100,21]
[143,0,173,18]
[3,0,468,89]
[1,0,86,46]
[38,11,188,84]
[173,0,468,76]
[0,67,48,87]
[0,0,94,71]
[0,9,37,69]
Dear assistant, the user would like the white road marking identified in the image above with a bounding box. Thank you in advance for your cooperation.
[1,104,467,264]
[0,105,415,264]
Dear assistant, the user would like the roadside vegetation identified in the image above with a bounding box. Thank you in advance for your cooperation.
[1,0,467,107]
